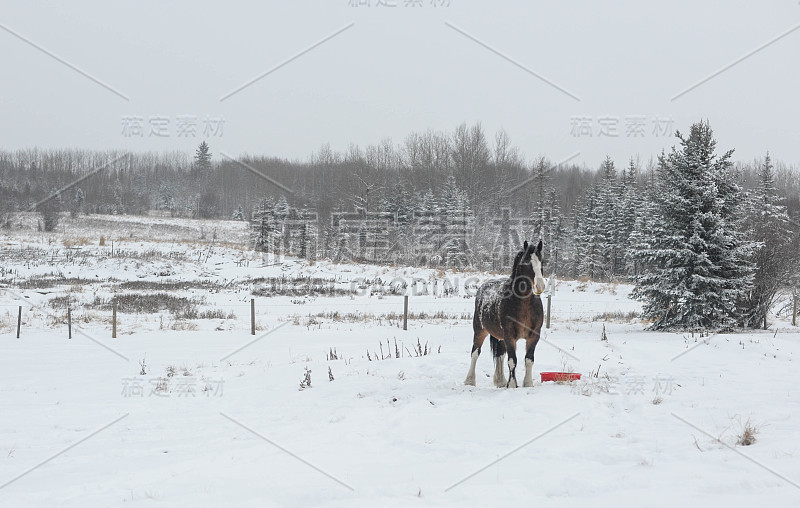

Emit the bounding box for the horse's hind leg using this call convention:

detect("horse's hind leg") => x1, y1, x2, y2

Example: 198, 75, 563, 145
464, 328, 488, 386
490, 336, 507, 387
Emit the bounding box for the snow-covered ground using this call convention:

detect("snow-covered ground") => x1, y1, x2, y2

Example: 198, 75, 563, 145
1, 214, 799, 507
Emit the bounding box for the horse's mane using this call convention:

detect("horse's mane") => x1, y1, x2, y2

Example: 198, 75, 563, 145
510, 250, 524, 280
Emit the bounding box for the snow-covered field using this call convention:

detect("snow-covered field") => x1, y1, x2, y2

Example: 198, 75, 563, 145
1, 214, 799, 507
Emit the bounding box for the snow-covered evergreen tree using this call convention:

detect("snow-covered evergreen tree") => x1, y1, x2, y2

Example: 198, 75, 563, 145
382, 179, 414, 224
70, 187, 85, 218
545, 188, 565, 274
273, 195, 289, 221
441, 175, 473, 267
251, 197, 281, 254
194, 141, 212, 175
742, 153, 797, 328
157, 183, 176, 216
576, 190, 604, 279
617, 159, 640, 277
595, 156, 621, 279
630, 121, 756, 331
231, 205, 244, 220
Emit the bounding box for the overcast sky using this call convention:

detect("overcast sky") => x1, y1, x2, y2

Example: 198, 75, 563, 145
1, 1, 798, 169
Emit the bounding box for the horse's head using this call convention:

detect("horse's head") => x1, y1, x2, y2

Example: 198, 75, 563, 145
513, 240, 546, 296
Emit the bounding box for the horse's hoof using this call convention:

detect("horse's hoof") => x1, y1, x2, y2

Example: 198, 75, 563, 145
464, 377, 476, 386
507, 378, 518, 388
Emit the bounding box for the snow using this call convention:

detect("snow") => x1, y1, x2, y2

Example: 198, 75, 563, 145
1, 214, 800, 507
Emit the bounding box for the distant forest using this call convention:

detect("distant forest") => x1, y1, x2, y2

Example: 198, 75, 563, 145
1, 121, 799, 280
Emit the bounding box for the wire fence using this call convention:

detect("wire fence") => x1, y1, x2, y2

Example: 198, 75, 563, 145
0, 287, 661, 340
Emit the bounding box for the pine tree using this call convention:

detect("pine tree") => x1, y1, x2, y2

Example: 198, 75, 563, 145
37, 191, 62, 232
630, 122, 756, 331
743, 153, 797, 328
545, 188, 564, 273
231, 205, 244, 220
617, 159, 640, 277
625, 178, 656, 279
251, 197, 280, 254
382, 179, 413, 224
595, 156, 620, 279
573, 156, 623, 281
194, 142, 212, 175
158, 183, 176, 216
576, 190, 604, 279
70, 187, 85, 218
273, 195, 289, 221
531, 158, 551, 237
441, 175, 473, 267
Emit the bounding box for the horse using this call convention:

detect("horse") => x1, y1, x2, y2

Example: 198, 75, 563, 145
464, 240, 546, 388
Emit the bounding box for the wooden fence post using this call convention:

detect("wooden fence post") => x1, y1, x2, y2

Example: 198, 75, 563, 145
546, 294, 552, 329
251, 298, 256, 336
68, 308, 72, 340
403, 295, 408, 331
793, 293, 797, 327
112, 300, 117, 338
16, 306, 22, 339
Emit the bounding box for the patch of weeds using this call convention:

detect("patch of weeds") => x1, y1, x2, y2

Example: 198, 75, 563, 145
593, 310, 641, 322
110, 248, 186, 262
116, 280, 225, 292
299, 310, 471, 326
251, 275, 354, 298
15, 276, 93, 289
736, 419, 759, 446
299, 367, 312, 390
48, 295, 76, 309
91, 293, 204, 318
367, 338, 440, 361
197, 309, 235, 320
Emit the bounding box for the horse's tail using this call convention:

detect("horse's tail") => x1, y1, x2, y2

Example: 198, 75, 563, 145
490, 335, 505, 357
472, 288, 483, 332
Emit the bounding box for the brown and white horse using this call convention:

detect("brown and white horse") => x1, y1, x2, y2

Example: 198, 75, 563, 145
464, 240, 546, 388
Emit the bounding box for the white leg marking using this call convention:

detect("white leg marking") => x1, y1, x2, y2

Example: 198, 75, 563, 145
523, 358, 534, 387
507, 358, 517, 388
464, 349, 479, 386
493, 355, 507, 388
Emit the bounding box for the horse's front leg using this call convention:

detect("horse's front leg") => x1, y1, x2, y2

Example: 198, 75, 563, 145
505, 337, 519, 388
522, 328, 541, 387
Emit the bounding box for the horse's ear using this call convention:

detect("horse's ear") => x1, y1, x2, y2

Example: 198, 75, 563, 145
523, 240, 528, 251
536, 240, 543, 253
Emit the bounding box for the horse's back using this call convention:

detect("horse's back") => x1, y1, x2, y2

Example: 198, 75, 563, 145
474, 278, 506, 333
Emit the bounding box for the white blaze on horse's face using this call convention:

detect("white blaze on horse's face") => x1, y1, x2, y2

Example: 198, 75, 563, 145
532, 253, 546, 295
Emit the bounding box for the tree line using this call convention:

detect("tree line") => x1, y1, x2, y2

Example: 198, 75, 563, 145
1, 122, 799, 330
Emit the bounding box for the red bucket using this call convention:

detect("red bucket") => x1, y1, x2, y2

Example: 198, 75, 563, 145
540, 372, 582, 382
